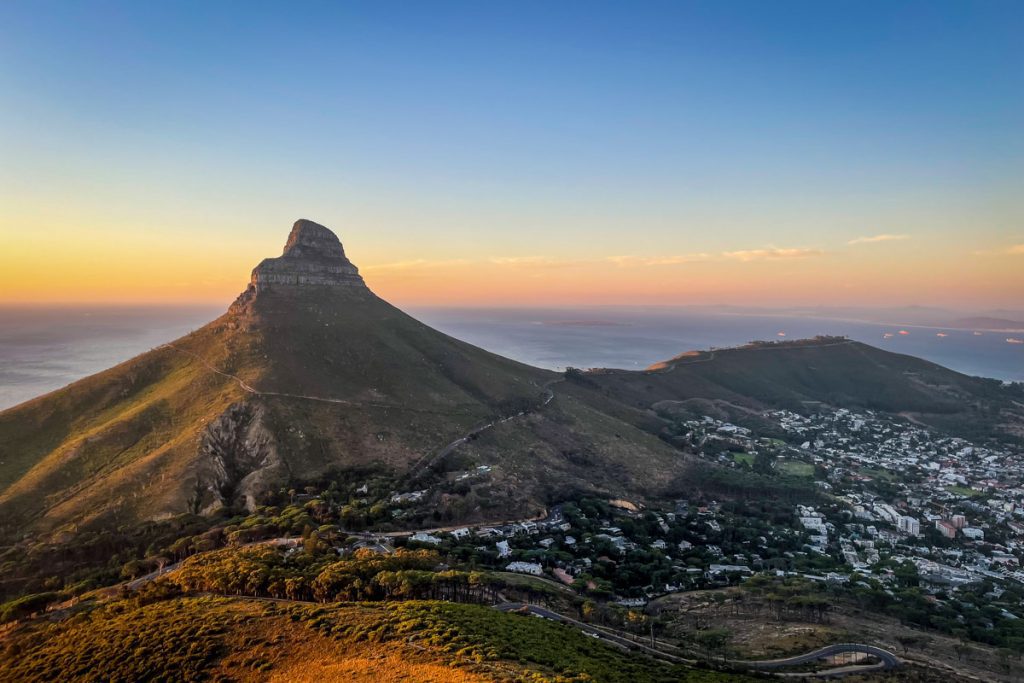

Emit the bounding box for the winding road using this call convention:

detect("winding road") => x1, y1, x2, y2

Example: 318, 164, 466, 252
122, 561, 900, 680
495, 602, 900, 679
494, 602, 684, 661
735, 642, 900, 676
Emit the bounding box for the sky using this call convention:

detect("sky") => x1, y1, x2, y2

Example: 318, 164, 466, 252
1, 1, 1021, 308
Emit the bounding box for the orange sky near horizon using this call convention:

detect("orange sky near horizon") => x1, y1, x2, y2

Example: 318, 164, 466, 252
2, 222, 1021, 310
3, 3, 1023, 313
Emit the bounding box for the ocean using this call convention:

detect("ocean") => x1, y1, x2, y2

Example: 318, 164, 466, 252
412, 307, 1024, 380
1, 305, 1021, 411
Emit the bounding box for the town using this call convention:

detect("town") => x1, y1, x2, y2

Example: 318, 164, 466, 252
366, 405, 1024, 650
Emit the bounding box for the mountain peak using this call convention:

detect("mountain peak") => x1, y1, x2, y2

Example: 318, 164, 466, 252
282, 219, 347, 260
248, 219, 366, 294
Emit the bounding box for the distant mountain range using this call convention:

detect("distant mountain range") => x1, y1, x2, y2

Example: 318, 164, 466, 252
1, 221, 1021, 543
945, 317, 1024, 331
652, 304, 1024, 330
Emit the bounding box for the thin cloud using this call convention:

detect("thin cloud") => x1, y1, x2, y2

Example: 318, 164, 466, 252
362, 259, 468, 271
605, 254, 712, 267
722, 247, 824, 262
489, 256, 582, 268
972, 244, 1024, 256
400, 248, 822, 271
502, 249, 821, 267
848, 233, 910, 245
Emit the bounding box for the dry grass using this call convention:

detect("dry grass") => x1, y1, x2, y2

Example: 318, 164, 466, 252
212, 606, 496, 683
654, 587, 1023, 682
266, 647, 492, 683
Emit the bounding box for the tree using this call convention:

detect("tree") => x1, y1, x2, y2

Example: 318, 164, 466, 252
753, 451, 775, 475
625, 610, 648, 641
120, 559, 146, 580
895, 635, 920, 654
694, 628, 732, 661
304, 530, 326, 555
284, 576, 306, 601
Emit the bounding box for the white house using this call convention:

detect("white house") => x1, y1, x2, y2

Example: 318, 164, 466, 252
506, 561, 543, 576
410, 532, 442, 545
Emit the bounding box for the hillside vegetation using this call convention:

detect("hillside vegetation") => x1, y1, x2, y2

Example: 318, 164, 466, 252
2, 224, 1021, 627
0, 594, 751, 683
0, 316, 247, 536
586, 338, 1022, 439
0, 284, 558, 540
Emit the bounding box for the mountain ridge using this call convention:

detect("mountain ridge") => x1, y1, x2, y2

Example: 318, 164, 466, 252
1, 221, 1020, 544
0, 221, 673, 540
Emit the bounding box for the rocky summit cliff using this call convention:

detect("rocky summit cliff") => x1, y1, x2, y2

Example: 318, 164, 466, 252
248, 219, 367, 293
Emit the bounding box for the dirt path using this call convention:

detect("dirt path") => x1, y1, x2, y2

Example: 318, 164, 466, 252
159, 343, 471, 416
405, 377, 564, 482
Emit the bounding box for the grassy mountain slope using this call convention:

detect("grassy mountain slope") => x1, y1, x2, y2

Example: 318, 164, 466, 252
244, 287, 551, 408
0, 316, 248, 537
586, 338, 1021, 437
445, 389, 695, 517
0, 595, 747, 683
1, 221, 690, 539
0, 285, 560, 538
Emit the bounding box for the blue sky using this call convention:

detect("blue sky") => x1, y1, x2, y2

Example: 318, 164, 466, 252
1, 1, 1021, 306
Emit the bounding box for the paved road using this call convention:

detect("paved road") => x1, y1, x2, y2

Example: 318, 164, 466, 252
493, 602, 683, 661
126, 563, 179, 590
124, 514, 568, 591
736, 642, 900, 671
495, 602, 899, 678
375, 508, 551, 538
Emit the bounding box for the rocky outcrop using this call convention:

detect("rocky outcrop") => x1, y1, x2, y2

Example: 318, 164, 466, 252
195, 402, 284, 513
248, 219, 367, 293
